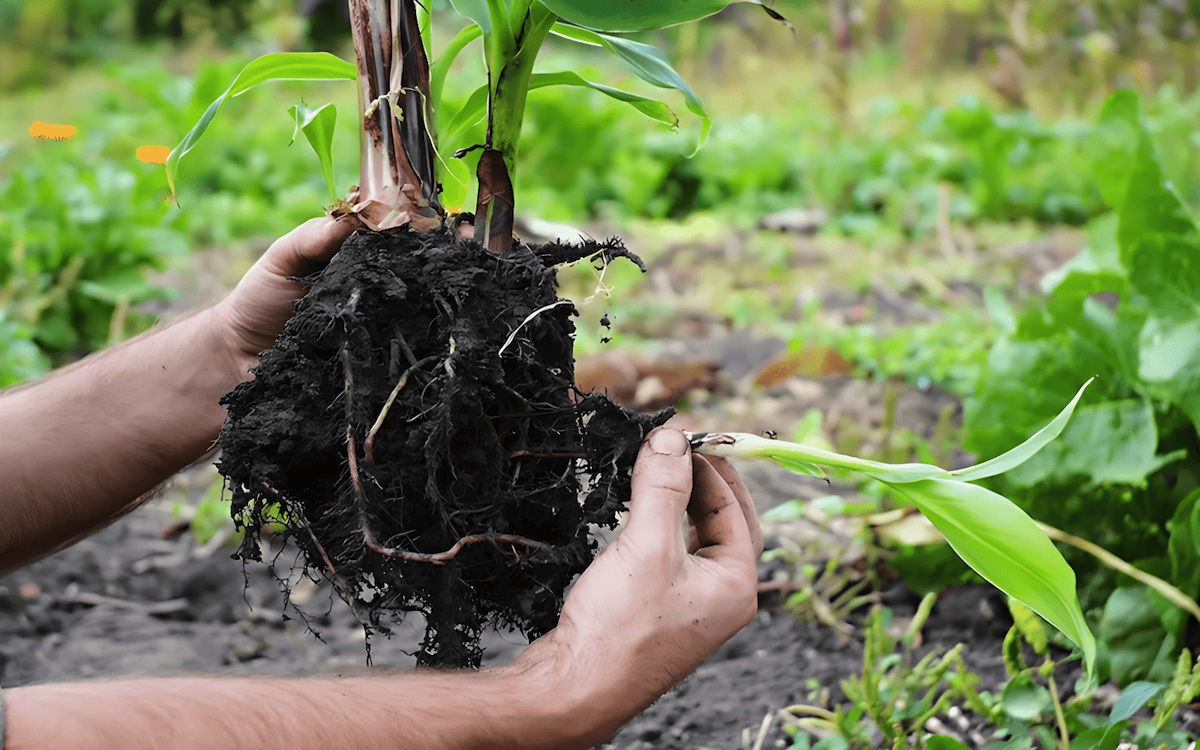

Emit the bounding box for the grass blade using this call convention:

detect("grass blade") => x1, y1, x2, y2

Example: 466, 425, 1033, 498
540, 0, 764, 31
529, 71, 678, 128
950, 378, 1094, 482
288, 103, 339, 204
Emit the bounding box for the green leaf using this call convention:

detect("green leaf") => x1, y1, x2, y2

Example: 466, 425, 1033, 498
166, 52, 356, 201
439, 156, 473, 213
773, 456, 828, 481
1071, 721, 1128, 750
1100, 586, 1177, 685
288, 103, 339, 204
1167, 489, 1200, 601
441, 84, 490, 148
926, 737, 971, 750
1111, 682, 1167, 722
951, 379, 1091, 482
1001, 675, 1054, 721
887, 477, 1096, 671
448, 0, 491, 32
529, 72, 678, 128
1005, 400, 1184, 488
430, 24, 484, 111
540, 0, 766, 31
551, 24, 710, 154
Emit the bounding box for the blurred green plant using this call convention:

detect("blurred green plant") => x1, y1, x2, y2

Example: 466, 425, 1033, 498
914, 90, 1200, 686
780, 598, 1200, 750
0, 155, 187, 385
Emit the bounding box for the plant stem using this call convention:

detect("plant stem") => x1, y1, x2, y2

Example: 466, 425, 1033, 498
347, 0, 441, 229
473, 2, 557, 251
1037, 522, 1200, 623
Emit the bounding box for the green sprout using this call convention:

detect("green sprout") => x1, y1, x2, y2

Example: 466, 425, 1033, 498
690, 379, 1098, 674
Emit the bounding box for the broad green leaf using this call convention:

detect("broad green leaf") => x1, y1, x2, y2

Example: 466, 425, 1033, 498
888, 477, 1096, 671
1110, 681, 1167, 722
1100, 586, 1177, 685
1071, 721, 1128, 750
1005, 400, 1185, 488
288, 103, 339, 204
540, 0, 766, 31
166, 52, 356, 200
1167, 489, 1200, 601
1001, 674, 1054, 721
950, 378, 1091, 482
551, 24, 710, 154
530, 72, 678, 128
1090, 91, 1142, 210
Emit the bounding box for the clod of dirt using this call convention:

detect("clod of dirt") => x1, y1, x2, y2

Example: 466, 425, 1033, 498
217, 227, 668, 668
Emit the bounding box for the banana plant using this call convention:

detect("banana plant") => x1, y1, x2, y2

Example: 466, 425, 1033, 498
166, 0, 786, 242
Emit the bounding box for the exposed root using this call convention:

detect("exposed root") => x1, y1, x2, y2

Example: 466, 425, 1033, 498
363, 531, 544, 564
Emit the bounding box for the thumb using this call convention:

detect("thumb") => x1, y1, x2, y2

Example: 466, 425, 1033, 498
621, 428, 692, 554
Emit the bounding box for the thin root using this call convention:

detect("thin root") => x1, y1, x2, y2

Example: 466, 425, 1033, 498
363, 531, 544, 564
364, 360, 428, 462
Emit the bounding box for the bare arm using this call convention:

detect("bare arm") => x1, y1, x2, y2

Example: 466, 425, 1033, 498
4, 429, 762, 749
0, 217, 358, 573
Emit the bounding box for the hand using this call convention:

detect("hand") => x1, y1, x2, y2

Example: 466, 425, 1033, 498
507, 427, 763, 748
213, 216, 360, 366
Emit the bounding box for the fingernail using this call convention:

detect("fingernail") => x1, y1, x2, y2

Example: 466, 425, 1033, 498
646, 428, 687, 456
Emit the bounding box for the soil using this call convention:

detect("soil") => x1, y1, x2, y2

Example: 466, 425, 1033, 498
217, 227, 666, 668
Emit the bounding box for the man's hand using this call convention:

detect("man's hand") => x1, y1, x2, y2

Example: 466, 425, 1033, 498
214, 216, 359, 369
507, 427, 763, 748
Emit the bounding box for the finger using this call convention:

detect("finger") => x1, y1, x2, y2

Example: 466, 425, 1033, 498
260, 216, 360, 279
623, 428, 693, 555
700, 455, 763, 557
688, 456, 755, 566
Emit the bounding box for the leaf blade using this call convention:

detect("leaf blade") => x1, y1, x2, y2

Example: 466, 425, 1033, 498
551, 24, 710, 154
951, 378, 1093, 482
166, 52, 355, 201
288, 102, 339, 204
529, 71, 678, 128
540, 0, 764, 31
890, 478, 1096, 671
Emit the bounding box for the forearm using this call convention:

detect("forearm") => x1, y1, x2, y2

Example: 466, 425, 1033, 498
0, 307, 255, 572
4, 665, 583, 750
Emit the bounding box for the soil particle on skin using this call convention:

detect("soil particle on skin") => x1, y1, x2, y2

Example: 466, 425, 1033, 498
217, 228, 667, 668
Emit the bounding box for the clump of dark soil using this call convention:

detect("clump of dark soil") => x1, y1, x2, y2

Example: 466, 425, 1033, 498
217, 227, 668, 667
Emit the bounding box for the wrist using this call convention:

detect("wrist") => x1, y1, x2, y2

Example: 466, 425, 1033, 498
204, 303, 264, 386
500, 635, 638, 749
